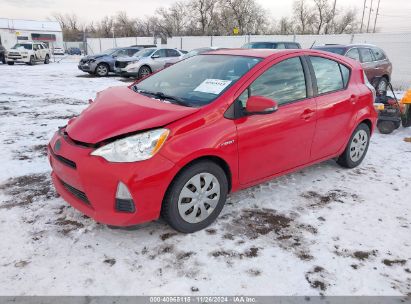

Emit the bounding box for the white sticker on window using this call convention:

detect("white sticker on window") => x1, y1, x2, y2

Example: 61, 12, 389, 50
193, 79, 232, 95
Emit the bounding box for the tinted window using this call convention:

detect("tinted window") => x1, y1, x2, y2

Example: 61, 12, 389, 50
371, 47, 386, 61
115, 49, 130, 57
128, 49, 140, 56
340, 64, 350, 87
345, 48, 360, 61
276, 43, 286, 49
248, 57, 307, 105
310, 56, 344, 94
167, 49, 180, 57
359, 48, 374, 63
12, 43, 32, 50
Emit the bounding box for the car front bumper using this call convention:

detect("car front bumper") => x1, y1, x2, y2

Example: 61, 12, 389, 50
48, 129, 179, 226
78, 62, 97, 72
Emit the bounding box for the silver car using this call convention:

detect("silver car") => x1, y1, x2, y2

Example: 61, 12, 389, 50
115, 48, 184, 78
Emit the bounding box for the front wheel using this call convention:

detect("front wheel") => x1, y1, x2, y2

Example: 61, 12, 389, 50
138, 66, 152, 79
44, 55, 50, 64
7, 61, 14, 65
95, 63, 109, 77
161, 161, 228, 233
337, 123, 371, 168
28, 56, 35, 65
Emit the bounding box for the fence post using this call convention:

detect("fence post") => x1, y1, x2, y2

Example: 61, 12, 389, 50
293, 34, 296, 42
180, 37, 183, 50
350, 34, 355, 44
99, 38, 102, 53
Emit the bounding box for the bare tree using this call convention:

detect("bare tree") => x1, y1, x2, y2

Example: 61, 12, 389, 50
190, 0, 219, 35
293, 0, 315, 34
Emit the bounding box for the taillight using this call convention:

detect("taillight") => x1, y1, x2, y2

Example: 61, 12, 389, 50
363, 71, 376, 103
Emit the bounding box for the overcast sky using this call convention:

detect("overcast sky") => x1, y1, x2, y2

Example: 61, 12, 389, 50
1, 0, 411, 32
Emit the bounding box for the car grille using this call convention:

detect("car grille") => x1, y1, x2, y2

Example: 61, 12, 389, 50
49, 145, 77, 169
115, 61, 128, 68
60, 179, 90, 205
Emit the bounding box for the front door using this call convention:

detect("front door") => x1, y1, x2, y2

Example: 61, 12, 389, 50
236, 56, 317, 185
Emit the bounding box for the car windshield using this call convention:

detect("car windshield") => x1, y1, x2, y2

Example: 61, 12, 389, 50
12, 43, 32, 50
133, 54, 262, 107
315, 47, 346, 55
133, 49, 156, 58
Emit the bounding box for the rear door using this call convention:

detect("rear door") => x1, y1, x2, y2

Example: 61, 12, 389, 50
370, 47, 391, 79
236, 55, 317, 184
165, 49, 182, 64
309, 55, 357, 160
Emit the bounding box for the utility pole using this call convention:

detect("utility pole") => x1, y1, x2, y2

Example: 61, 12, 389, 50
366, 0, 374, 33
360, 0, 367, 33
373, 0, 381, 33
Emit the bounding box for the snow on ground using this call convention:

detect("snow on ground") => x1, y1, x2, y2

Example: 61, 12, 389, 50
0, 59, 410, 296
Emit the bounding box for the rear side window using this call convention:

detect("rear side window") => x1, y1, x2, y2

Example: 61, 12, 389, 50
359, 48, 374, 63
286, 43, 301, 49
371, 47, 386, 61
345, 48, 360, 61
310, 56, 349, 94
248, 57, 307, 105
276, 43, 286, 49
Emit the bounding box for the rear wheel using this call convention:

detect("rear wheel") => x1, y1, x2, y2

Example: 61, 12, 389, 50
337, 123, 371, 168
377, 120, 396, 134
7, 61, 14, 65
372, 77, 388, 95
161, 161, 228, 233
138, 65, 151, 79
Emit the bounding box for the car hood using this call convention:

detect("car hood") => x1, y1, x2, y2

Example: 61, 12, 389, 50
65, 86, 198, 144
83, 53, 111, 60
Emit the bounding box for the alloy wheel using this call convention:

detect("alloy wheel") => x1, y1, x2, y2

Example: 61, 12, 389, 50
177, 172, 221, 224
96, 64, 108, 76
349, 129, 368, 162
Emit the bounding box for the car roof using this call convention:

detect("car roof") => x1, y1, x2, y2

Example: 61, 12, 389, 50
313, 43, 379, 49
247, 41, 300, 44
205, 48, 298, 58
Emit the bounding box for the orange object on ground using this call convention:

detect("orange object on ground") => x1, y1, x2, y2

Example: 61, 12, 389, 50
401, 89, 411, 104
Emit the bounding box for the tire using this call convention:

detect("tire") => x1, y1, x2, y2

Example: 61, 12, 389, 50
337, 123, 371, 168
372, 77, 388, 95
138, 65, 152, 79
377, 120, 396, 134
7, 62, 14, 65
95, 63, 109, 77
402, 104, 411, 128
44, 55, 50, 64
161, 161, 228, 233
28, 56, 35, 66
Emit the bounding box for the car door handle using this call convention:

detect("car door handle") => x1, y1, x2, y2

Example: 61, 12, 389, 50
300, 109, 315, 120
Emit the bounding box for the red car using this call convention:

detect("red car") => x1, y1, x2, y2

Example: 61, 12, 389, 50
48, 49, 377, 233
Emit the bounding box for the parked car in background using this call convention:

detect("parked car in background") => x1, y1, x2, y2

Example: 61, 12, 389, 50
130, 44, 157, 48
312, 44, 392, 92
0, 45, 5, 64
78, 47, 143, 77
164, 47, 224, 68
5, 42, 50, 65
49, 49, 376, 233
53, 47, 65, 55
67, 47, 82, 55
242, 41, 301, 49
115, 48, 184, 78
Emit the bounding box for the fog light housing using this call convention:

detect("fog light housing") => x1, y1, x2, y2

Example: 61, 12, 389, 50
115, 182, 136, 213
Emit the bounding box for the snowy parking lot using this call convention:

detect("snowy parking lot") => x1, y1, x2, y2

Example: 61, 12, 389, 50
0, 59, 410, 296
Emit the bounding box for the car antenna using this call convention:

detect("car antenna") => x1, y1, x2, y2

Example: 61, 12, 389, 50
310, 40, 316, 49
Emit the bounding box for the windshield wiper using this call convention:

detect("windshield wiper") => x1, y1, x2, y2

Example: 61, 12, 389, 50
133, 86, 190, 107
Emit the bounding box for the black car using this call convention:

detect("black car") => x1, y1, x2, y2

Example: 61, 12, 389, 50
242, 41, 301, 49
0, 45, 6, 64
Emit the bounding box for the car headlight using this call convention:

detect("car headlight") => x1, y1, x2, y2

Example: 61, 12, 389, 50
91, 128, 170, 162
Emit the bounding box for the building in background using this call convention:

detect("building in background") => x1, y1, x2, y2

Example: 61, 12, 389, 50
0, 18, 63, 50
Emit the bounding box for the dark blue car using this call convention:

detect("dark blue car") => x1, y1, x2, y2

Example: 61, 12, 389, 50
68, 47, 82, 55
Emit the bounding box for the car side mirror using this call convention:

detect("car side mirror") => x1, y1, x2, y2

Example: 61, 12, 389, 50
152, 54, 160, 59
245, 96, 278, 115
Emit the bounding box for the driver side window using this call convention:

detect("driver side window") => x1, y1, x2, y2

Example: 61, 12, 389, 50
239, 57, 307, 108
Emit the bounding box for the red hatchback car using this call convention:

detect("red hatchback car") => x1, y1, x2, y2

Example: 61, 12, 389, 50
48, 49, 377, 233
